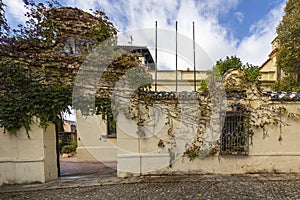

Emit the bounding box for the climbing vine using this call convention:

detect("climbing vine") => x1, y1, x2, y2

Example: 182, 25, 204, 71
0, 1, 143, 136
118, 68, 300, 163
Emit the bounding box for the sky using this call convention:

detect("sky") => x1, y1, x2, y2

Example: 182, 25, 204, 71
3, 0, 287, 70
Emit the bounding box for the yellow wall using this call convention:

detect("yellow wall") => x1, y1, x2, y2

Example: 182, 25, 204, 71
116, 100, 300, 177
148, 70, 207, 91
76, 111, 117, 162
76, 70, 207, 162
0, 123, 57, 185
259, 38, 282, 91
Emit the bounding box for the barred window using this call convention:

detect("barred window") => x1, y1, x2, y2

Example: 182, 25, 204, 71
220, 106, 249, 155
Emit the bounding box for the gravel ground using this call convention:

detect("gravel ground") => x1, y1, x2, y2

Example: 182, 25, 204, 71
1, 174, 300, 199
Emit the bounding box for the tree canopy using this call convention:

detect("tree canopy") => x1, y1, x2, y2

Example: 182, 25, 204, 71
204, 56, 261, 90
274, 0, 300, 91
213, 56, 243, 77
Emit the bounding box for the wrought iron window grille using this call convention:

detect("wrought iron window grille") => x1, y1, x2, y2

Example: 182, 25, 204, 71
220, 105, 249, 155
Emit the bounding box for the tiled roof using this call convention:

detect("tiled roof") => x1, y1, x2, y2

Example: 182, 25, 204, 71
115, 45, 149, 52
115, 45, 155, 69
262, 92, 300, 100
138, 91, 300, 101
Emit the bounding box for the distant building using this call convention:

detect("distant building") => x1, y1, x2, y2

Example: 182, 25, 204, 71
259, 38, 283, 91
115, 45, 155, 70
149, 69, 208, 92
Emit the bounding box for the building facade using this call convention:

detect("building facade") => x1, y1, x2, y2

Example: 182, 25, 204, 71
259, 38, 283, 91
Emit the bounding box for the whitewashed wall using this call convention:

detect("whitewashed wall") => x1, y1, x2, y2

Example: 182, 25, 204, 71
76, 112, 117, 162
117, 102, 300, 177
0, 123, 57, 185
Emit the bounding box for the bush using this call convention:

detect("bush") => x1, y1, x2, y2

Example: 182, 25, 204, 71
70, 141, 77, 148
61, 144, 76, 154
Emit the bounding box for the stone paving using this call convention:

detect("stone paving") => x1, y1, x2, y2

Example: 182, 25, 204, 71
1, 158, 300, 199
1, 173, 300, 199
59, 156, 117, 177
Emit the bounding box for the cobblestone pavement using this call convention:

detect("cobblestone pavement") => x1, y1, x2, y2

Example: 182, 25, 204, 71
1, 173, 300, 199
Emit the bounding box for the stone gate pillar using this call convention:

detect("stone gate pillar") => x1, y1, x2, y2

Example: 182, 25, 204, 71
0, 123, 57, 185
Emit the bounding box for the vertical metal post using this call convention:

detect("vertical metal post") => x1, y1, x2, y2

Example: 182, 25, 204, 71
193, 22, 196, 92
155, 21, 158, 92
176, 21, 178, 92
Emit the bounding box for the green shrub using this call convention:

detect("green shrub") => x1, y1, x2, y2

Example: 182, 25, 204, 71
70, 141, 77, 148
61, 145, 76, 154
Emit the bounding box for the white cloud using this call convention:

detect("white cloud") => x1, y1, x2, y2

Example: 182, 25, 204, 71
3, 0, 287, 69
3, 0, 27, 26
195, 0, 240, 17
95, 0, 285, 68
236, 2, 286, 65
235, 11, 244, 23
94, 0, 241, 69
65, 0, 95, 12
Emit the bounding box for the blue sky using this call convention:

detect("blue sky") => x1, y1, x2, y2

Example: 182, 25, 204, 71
3, 0, 287, 69
219, 0, 284, 40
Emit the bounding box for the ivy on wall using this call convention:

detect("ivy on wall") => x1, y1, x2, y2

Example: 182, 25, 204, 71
120, 69, 300, 163
0, 1, 145, 136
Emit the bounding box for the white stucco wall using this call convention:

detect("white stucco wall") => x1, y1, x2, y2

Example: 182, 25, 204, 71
76, 112, 117, 162
76, 70, 208, 162
0, 123, 57, 185
117, 102, 300, 177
